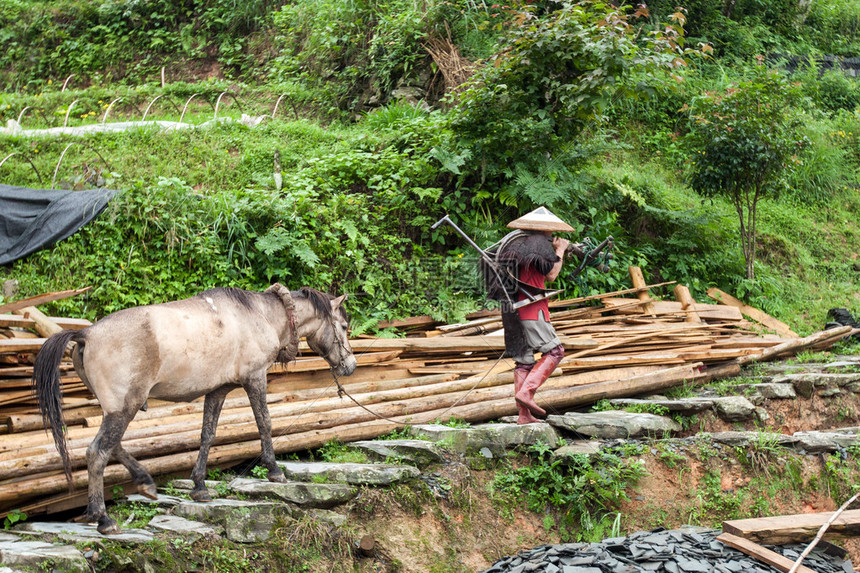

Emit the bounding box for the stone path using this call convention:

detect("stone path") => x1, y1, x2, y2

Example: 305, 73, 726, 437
0, 356, 857, 571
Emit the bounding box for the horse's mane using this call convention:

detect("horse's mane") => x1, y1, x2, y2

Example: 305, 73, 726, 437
292, 287, 334, 319
198, 287, 256, 310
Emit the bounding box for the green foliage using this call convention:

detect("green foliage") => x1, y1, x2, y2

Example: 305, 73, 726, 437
445, 0, 694, 206
492, 442, 646, 542
690, 470, 744, 525
316, 440, 368, 464
251, 465, 269, 480
2, 509, 26, 530
0, 0, 279, 88
685, 63, 808, 279
110, 501, 159, 529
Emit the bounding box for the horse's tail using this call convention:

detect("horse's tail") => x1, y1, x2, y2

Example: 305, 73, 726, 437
33, 328, 81, 487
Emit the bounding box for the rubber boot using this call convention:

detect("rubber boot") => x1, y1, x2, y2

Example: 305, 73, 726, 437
514, 364, 540, 425
514, 345, 564, 418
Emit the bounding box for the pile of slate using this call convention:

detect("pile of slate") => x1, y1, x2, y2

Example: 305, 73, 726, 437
481, 527, 856, 573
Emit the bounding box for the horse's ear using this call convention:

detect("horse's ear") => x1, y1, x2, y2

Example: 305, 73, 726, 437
331, 294, 347, 309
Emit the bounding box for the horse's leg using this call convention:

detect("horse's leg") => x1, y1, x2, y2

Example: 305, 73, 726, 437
245, 373, 286, 483
86, 411, 134, 534
112, 446, 157, 499
190, 385, 232, 501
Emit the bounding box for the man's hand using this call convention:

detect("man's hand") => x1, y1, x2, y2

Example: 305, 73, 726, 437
547, 236, 569, 282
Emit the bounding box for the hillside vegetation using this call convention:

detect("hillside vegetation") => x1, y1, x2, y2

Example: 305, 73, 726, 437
1, 0, 859, 334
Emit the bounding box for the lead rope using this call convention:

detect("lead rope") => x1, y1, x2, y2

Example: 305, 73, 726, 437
326, 314, 511, 426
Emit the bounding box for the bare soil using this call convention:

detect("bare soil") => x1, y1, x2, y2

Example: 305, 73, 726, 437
341, 388, 860, 572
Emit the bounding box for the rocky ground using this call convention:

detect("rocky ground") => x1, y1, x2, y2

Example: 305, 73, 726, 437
1, 353, 859, 572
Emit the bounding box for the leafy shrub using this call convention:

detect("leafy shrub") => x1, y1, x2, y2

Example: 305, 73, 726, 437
492, 442, 646, 542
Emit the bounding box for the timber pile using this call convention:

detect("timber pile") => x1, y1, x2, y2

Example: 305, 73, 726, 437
0, 268, 854, 520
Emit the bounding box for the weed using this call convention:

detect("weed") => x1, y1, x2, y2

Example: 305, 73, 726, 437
316, 440, 368, 464
736, 427, 786, 476
492, 443, 647, 542
690, 470, 744, 526
656, 444, 686, 469
2, 509, 26, 530
436, 417, 470, 429
788, 350, 831, 364
379, 426, 416, 440
251, 465, 269, 480
110, 501, 159, 529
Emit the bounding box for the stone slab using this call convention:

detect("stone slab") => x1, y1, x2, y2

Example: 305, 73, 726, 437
546, 411, 681, 439
775, 373, 860, 388
707, 431, 796, 448
350, 439, 445, 467
229, 477, 356, 508
711, 397, 756, 421
16, 521, 154, 544
306, 508, 347, 528
410, 423, 559, 454
734, 383, 796, 399
148, 514, 222, 537
277, 461, 419, 485
609, 398, 715, 415
126, 493, 187, 507
552, 441, 603, 461
174, 498, 289, 543
0, 538, 86, 572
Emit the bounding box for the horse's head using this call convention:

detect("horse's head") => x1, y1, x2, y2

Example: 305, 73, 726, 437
301, 289, 357, 377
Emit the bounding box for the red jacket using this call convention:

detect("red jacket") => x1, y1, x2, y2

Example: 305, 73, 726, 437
517, 264, 550, 321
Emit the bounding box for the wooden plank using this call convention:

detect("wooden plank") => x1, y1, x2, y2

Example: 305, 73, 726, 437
343, 335, 597, 352
601, 299, 744, 321
737, 326, 852, 366
0, 288, 91, 315
268, 350, 402, 373
707, 287, 798, 338
722, 510, 860, 544
0, 339, 45, 353
716, 533, 817, 573
0, 315, 91, 330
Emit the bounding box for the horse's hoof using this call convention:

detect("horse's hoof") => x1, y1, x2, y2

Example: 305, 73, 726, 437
268, 470, 287, 483
138, 483, 158, 500
97, 518, 120, 535
190, 488, 212, 502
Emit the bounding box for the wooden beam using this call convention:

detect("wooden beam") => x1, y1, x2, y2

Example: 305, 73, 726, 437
628, 266, 655, 316
716, 533, 817, 573
737, 326, 852, 366
12, 307, 62, 338
342, 335, 597, 352
707, 288, 797, 338
673, 284, 701, 323
722, 510, 860, 544
0, 288, 91, 315
0, 315, 91, 330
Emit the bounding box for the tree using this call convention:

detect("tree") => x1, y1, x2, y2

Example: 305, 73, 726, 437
443, 1, 695, 206
685, 63, 807, 280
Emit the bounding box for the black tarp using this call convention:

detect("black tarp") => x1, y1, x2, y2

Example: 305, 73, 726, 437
0, 185, 118, 266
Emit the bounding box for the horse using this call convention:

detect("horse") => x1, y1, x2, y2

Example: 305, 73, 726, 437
33, 283, 356, 534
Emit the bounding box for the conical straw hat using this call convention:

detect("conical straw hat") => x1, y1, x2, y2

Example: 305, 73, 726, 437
507, 206, 574, 232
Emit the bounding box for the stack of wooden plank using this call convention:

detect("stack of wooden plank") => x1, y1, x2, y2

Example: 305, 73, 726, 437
0, 268, 853, 519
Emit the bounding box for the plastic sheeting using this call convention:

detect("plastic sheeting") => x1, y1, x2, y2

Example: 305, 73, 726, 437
0, 185, 117, 265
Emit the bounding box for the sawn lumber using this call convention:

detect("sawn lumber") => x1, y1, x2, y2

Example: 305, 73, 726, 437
0, 288, 91, 315
722, 510, 860, 544
707, 287, 798, 338
716, 533, 817, 573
